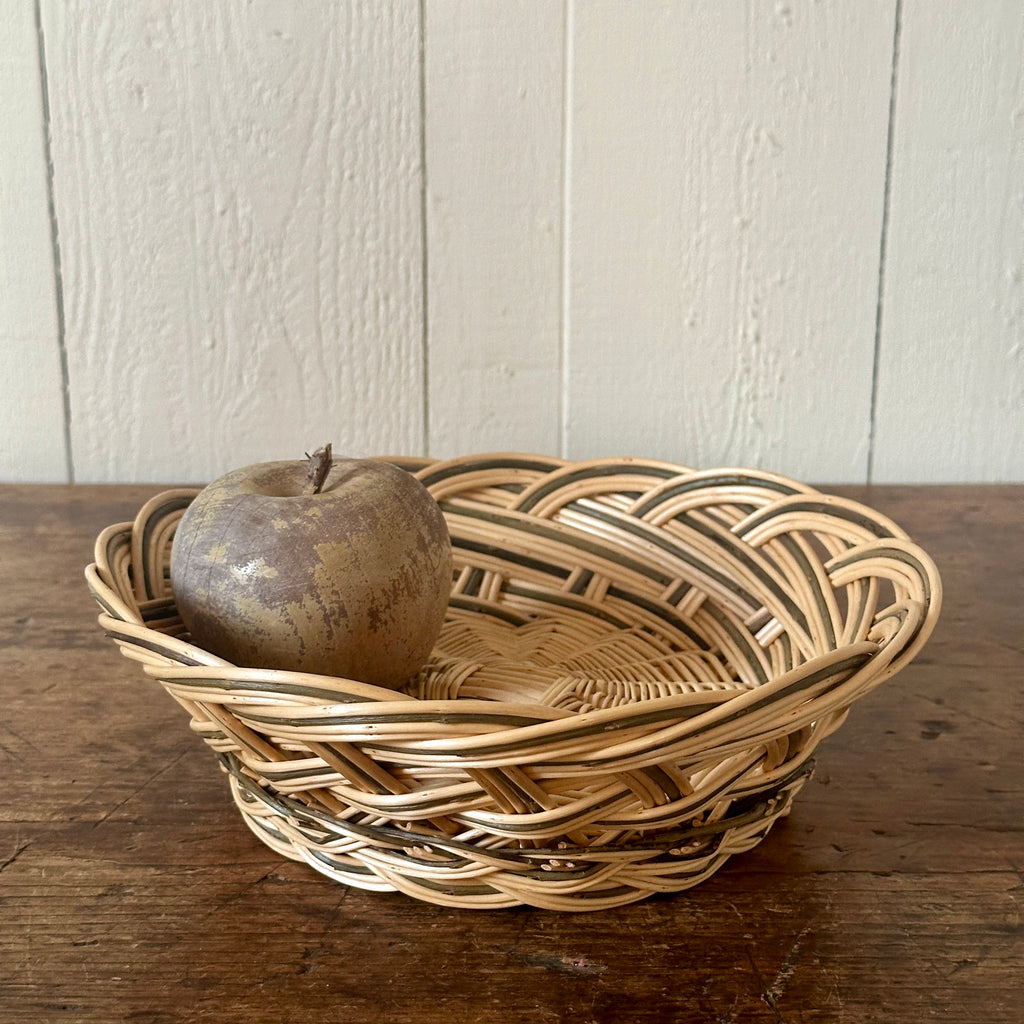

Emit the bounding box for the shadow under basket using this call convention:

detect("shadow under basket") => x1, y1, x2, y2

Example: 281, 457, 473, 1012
86, 454, 941, 911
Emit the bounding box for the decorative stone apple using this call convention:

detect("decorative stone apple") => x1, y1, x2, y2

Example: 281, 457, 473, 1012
169, 445, 452, 688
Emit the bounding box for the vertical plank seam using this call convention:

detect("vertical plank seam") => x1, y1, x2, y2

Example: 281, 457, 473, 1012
419, 0, 431, 458
867, 0, 904, 485
33, 0, 74, 483
558, 0, 574, 459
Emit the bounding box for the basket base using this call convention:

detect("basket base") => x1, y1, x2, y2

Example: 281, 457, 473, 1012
224, 759, 810, 912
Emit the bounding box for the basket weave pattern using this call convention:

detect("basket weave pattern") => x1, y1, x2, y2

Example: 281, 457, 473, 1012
87, 455, 940, 910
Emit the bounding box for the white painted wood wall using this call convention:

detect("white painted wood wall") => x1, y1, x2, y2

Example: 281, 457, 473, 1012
3, 0, 1022, 484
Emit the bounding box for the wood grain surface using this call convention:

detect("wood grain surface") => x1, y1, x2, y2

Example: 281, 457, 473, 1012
1, 483, 1020, 1022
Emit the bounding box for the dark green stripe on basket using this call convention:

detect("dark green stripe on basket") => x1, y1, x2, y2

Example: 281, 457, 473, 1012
696, 601, 771, 685
363, 648, 875, 764
827, 544, 936, 603
604, 584, 710, 649
459, 566, 488, 596
568, 568, 594, 595
227, 754, 807, 880
513, 461, 679, 513
451, 534, 573, 582
140, 597, 179, 623
138, 492, 195, 599
501, 583, 650, 632
418, 455, 562, 489
572, 500, 811, 640
771, 533, 837, 650
447, 594, 533, 626
737, 497, 898, 541
103, 627, 205, 667
89, 586, 125, 621
236, 707, 554, 731
607, 753, 764, 828
158, 672, 394, 705
100, 530, 131, 589
445, 503, 679, 587
557, 649, 875, 768
462, 788, 628, 837
629, 471, 803, 519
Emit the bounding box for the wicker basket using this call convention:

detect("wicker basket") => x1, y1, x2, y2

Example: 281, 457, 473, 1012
86, 454, 941, 911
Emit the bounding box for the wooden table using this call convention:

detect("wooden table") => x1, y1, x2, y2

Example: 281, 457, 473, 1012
1, 483, 1021, 1023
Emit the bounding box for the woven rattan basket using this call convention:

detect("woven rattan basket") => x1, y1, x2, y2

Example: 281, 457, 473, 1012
86, 454, 941, 910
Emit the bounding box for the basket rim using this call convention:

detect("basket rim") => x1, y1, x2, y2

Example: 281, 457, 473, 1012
85, 455, 942, 725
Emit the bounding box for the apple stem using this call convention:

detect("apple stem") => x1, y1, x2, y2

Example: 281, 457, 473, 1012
303, 444, 333, 494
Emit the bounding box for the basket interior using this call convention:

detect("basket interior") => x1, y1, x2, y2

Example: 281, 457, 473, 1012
404, 456, 921, 713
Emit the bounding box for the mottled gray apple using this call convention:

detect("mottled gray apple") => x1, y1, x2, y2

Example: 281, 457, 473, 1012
169, 451, 452, 687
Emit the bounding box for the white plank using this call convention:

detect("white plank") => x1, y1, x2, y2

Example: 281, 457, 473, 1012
41, 1, 424, 483
424, 0, 564, 458
565, 1, 897, 482
872, 0, 1024, 483
0, 0, 67, 481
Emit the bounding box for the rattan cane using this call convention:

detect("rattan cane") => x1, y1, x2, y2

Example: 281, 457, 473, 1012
86, 454, 941, 910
